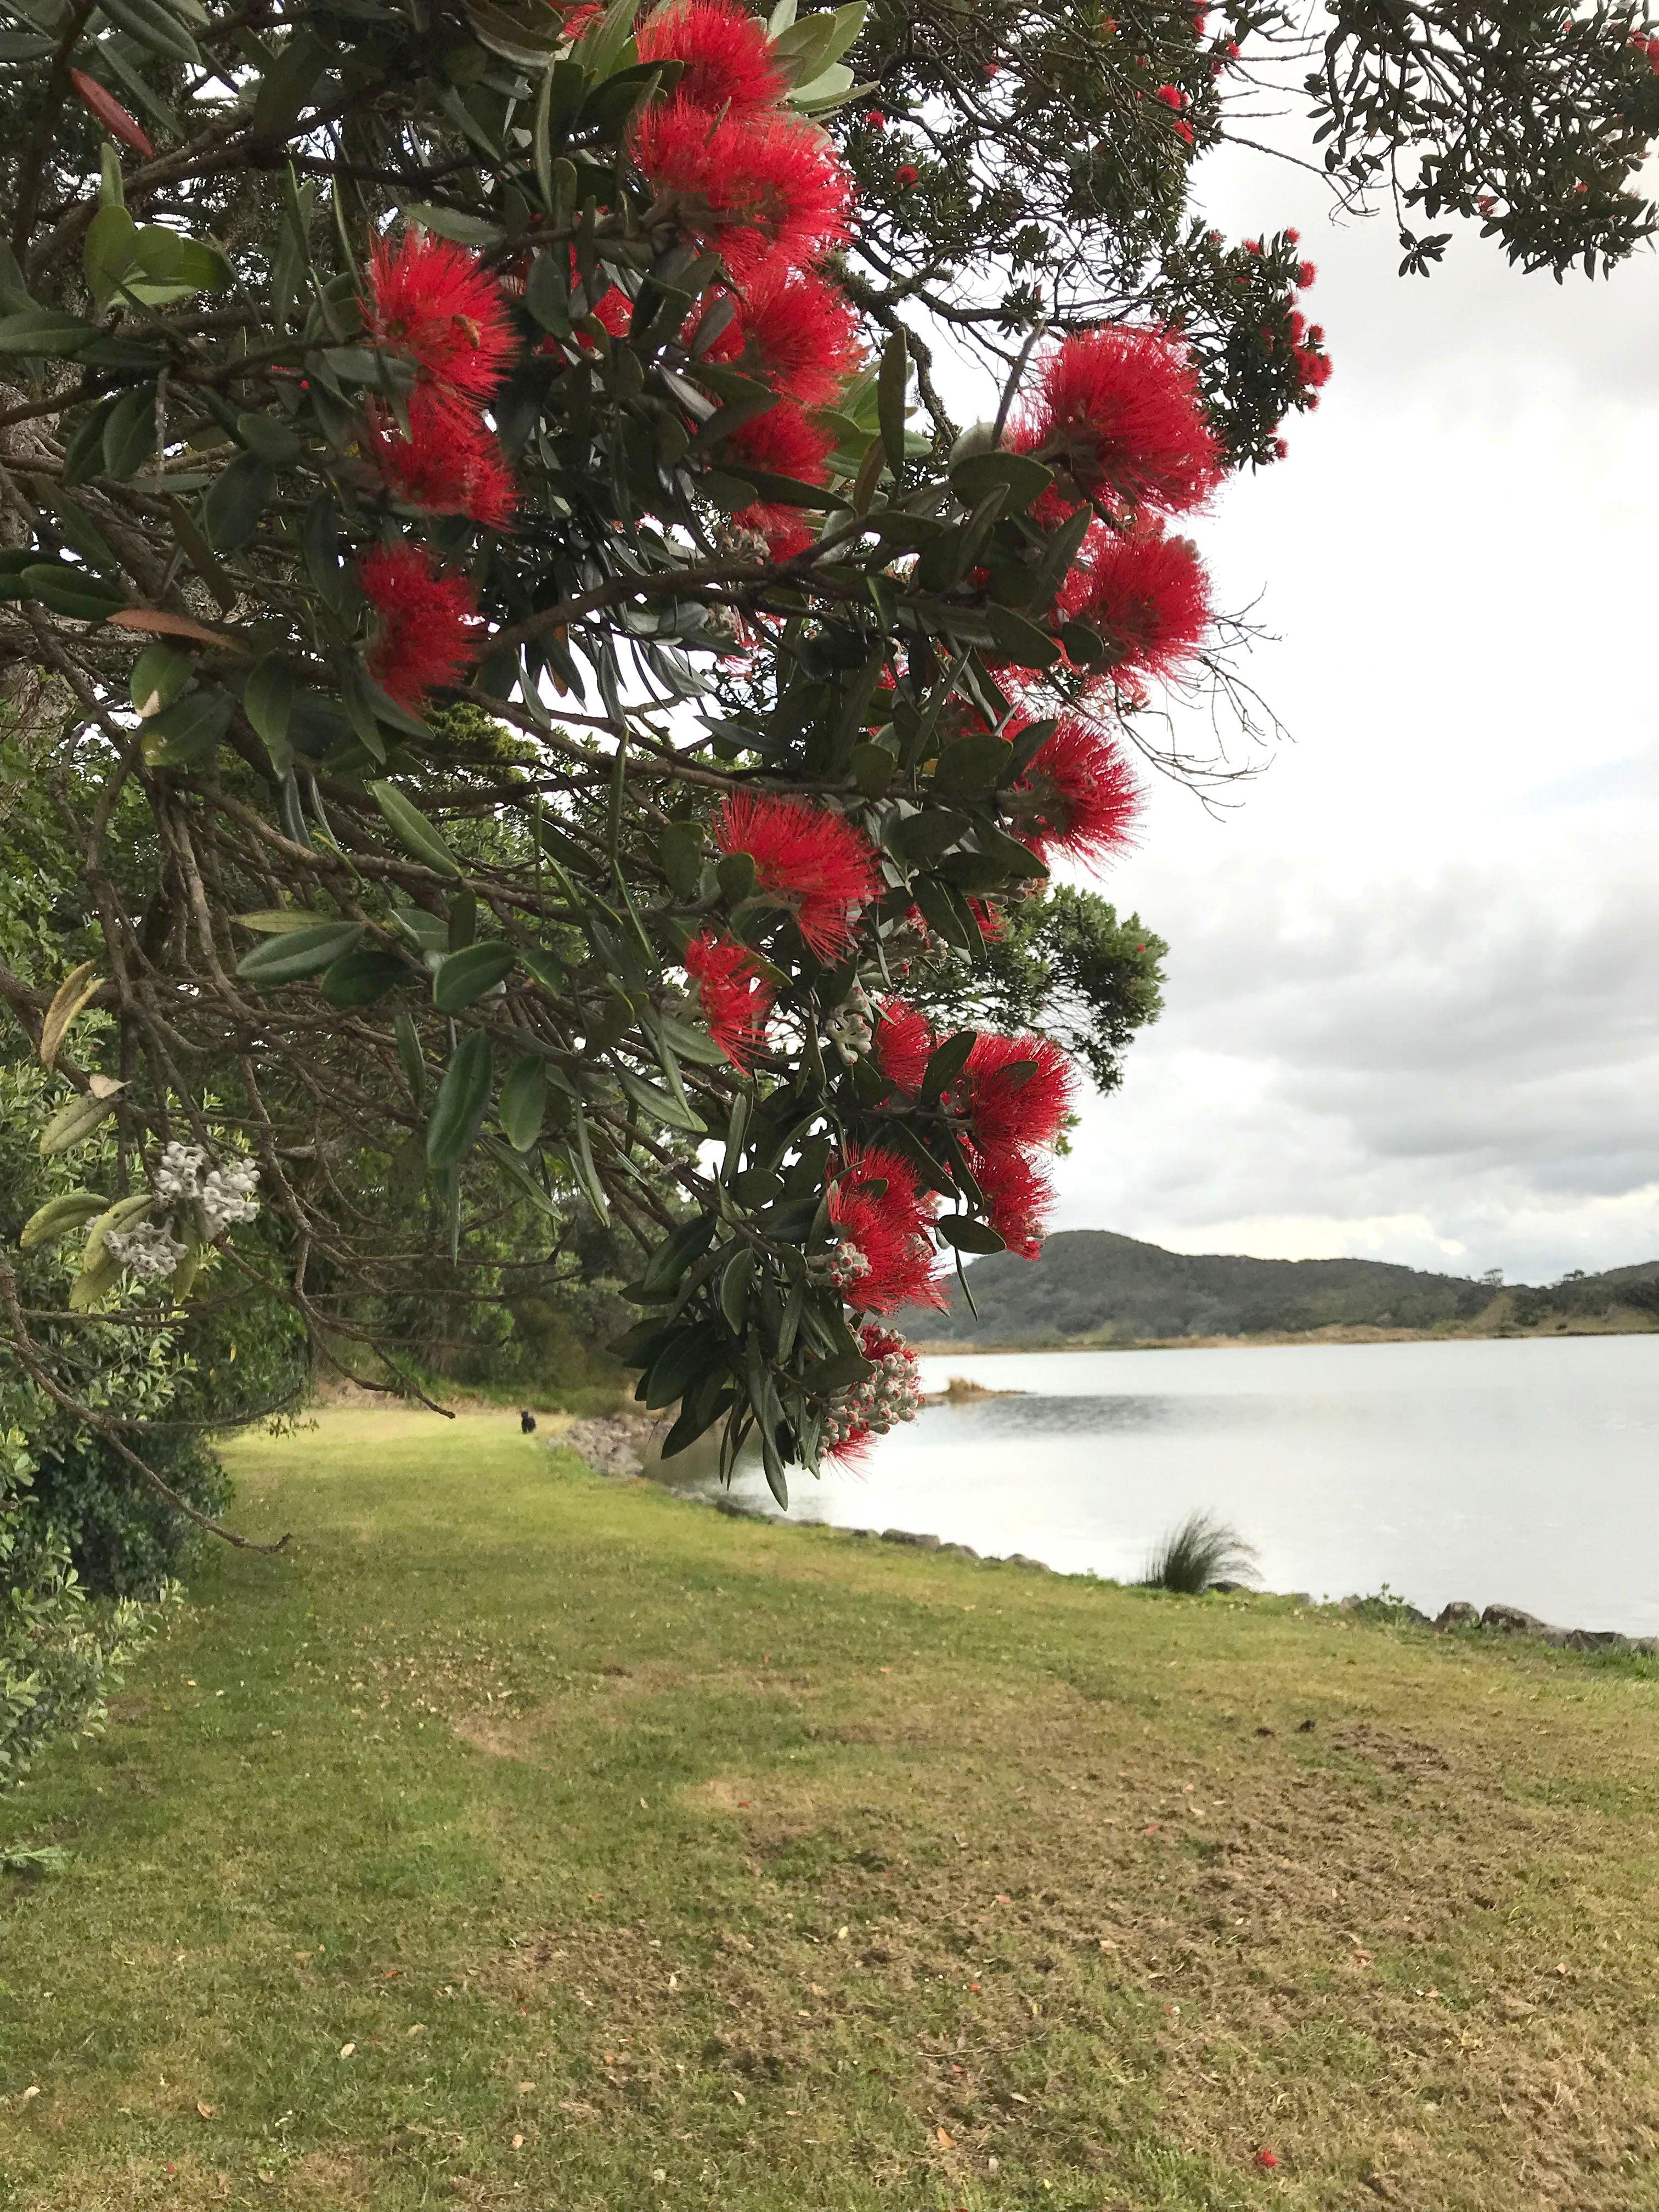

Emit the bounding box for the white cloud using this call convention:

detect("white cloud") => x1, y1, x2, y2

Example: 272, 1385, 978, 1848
1043, 126, 1659, 1282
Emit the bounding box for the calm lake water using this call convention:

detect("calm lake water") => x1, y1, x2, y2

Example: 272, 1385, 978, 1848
663, 1335, 1659, 1634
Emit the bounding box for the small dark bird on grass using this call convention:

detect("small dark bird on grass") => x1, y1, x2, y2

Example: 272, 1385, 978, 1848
520, 1409, 537, 1434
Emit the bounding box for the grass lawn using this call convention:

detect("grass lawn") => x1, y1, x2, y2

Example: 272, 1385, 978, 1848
5, 1412, 1659, 2210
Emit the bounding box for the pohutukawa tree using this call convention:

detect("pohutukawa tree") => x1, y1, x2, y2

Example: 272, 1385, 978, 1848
0, 0, 1652, 1516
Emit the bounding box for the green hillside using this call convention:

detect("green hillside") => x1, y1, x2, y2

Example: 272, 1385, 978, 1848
905, 1229, 1659, 1346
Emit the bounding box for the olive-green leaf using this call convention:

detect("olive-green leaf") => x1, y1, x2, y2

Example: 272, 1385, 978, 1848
320, 946, 408, 1007
368, 780, 464, 879
877, 325, 909, 476
39, 1086, 123, 1156
426, 1028, 493, 1169
236, 921, 364, 988
19, 1190, 108, 1248
0, 307, 95, 356
38, 961, 103, 1070
936, 1215, 1006, 1254
242, 653, 294, 774
498, 1055, 548, 1152
930, 733, 1013, 801
202, 453, 275, 551
432, 939, 516, 1013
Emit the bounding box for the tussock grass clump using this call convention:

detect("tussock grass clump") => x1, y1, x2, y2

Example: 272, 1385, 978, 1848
1143, 1509, 1259, 1594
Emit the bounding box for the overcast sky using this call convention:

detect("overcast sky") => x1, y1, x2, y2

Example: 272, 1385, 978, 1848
1035, 116, 1659, 1285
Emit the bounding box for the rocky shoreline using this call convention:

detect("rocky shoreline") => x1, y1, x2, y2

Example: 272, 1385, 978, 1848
549, 1423, 1658, 1659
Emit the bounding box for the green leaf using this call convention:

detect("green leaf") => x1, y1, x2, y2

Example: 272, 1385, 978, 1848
949, 449, 1054, 512
319, 946, 408, 1007
84, 204, 138, 306
236, 921, 365, 988
921, 1029, 975, 1103
877, 326, 909, 477
22, 565, 125, 623
984, 604, 1060, 669
96, 0, 202, 65
129, 644, 190, 718
936, 1215, 1006, 1254
242, 653, 294, 774
426, 1029, 494, 1170
0, 307, 95, 357
44, 487, 119, 574
658, 820, 704, 897
250, 26, 329, 140
369, 781, 464, 879
395, 1011, 427, 1103
139, 686, 233, 769
930, 733, 1013, 801
101, 382, 157, 478
432, 939, 516, 1012
616, 1063, 707, 1135
19, 1190, 108, 1249
851, 740, 896, 797
403, 202, 505, 249
202, 453, 275, 551
498, 1055, 548, 1152
131, 226, 232, 295
39, 1086, 123, 1156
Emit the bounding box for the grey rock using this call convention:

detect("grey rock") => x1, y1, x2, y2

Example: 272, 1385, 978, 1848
1210, 1578, 1248, 1594
713, 1496, 765, 1520
1630, 1638, 1659, 1656
1339, 1594, 1365, 1611
1003, 1552, 1051, 1571
1434, 1601, 1481, 1631
936, 1542, 980, 1560
881, 1528, 941, 1549
1562, 1628, 1630, 1652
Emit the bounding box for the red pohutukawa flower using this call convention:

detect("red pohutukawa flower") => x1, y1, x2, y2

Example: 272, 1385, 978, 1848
714, 792, 879, 957
1012, 325, 1222, 518
363, 390, 516, 527
968, 1141, 1053, 1261
1058, 517, 1211, 691
1005, 719, 1140, 871
366, 233, 516, 404
821, 1323, 923, 1464
683, 930, 775, 1068
359, 541, 479, 706
827, 1147, 944, 1313
629, 99, 854, 277
874, 997, 939, 1094
635, 0, 787, 115
692, 264, 862, 409
960, 1032, 1076, 1150
723, 403, 833, 556
722, 399, 832, 484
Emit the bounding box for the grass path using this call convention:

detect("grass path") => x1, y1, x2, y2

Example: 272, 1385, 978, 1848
4, 1410, 1659, 2209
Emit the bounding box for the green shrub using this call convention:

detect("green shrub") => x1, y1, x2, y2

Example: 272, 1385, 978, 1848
0, 1429, 163, 1792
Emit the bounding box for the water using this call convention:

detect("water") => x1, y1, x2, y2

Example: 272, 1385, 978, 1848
662, 1334, 1659, 1634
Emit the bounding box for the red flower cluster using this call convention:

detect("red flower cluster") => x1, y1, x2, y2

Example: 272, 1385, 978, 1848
366, 232, 515, 405
1057, 517, 1212, 694
1005, 717, 1141, 871
360, 233, 517, 547
629, 98, 852, 279
691, 264, 861, 410
363, 388, 516, 527
714, 792, 879, 958
827, 1146, 944, 1312
684, 930, 775, 1067
874, 1004, 1077, 1260
626, 0, 861, 557
1011, 325, 1222, 522
634, 0, 786, 112
359, 541, 479, 706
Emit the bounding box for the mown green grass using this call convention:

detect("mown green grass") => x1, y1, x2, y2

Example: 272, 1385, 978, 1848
5, 1409, 1659, 2210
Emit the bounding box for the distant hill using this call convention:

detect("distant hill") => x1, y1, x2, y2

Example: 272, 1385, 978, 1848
901, 1229, 1659, 1347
